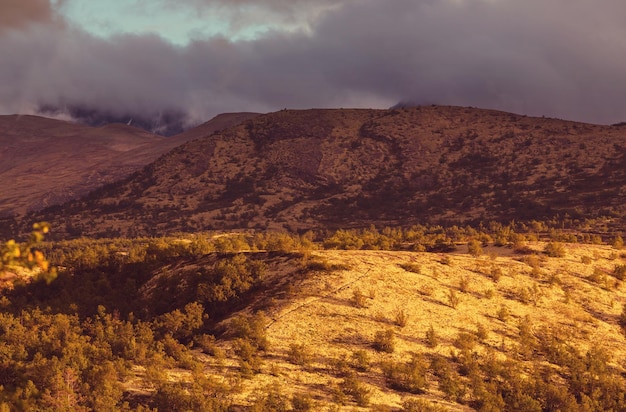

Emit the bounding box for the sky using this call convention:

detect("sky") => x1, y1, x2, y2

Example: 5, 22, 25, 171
2, 0, 626, 127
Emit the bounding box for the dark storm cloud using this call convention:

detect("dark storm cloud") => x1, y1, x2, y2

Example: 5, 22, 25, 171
2, 0, 626, 125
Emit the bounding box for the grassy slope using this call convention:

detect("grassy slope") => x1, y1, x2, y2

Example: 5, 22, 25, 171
180, 242, 626, 410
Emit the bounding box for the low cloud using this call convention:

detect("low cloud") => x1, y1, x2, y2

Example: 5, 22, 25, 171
1, 0, 626, 127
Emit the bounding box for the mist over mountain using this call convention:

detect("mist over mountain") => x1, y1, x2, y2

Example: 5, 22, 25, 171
37, 104, 191, 136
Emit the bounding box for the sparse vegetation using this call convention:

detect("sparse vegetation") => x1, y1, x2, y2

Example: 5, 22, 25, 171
2, 220, 626, 410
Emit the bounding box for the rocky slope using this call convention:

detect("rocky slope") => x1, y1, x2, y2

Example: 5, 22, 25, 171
9, 105, 626, 238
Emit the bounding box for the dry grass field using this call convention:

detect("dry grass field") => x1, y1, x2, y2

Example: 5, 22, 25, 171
129, 240, 626, 411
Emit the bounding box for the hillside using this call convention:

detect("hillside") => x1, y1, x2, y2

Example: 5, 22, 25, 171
0, 112, 259, 218
2, 230, 626, 410
14, 105, 626, 239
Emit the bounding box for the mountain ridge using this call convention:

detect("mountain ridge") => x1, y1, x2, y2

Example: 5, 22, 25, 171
10, 105, 626, 239
0, 111, 261, 218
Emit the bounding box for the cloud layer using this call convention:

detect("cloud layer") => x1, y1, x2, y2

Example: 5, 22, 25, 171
2, 0, 626, 126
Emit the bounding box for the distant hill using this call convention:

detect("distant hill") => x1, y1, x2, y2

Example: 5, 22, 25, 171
0, 112, 260, 218
8, 105, 626, 239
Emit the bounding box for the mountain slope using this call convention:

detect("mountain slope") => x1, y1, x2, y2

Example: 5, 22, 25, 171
13, 106, 626, 238
0, 112, 260, 218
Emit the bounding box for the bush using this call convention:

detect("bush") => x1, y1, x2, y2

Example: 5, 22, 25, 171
229, 312, 269, 351
373, 329, 395, 353
382, 355, 427, 394
291, 393, 314, 411
468, 239, 483, 257
402, 399, 448, 412
544, 242, 565, 258
394, 308, 409, 328
351, 288, 368, 308
497, 305, 509, 322
338, 373, 370, 407
613, 264, 626, 281
288, 343, 312, 366
454, 332, 477, 351
447, 289, 460, 308
351, 349, 370, 372
426, 325, 439, 348
399, 263, 421, 274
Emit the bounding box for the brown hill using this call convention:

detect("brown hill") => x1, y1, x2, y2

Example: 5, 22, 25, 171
0, 112, 260, 218
9, 105, 626, 239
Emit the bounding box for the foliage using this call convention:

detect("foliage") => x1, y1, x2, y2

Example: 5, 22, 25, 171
373, 329, 395, 353
382, 355, 428, 394
1, 222, 56, 284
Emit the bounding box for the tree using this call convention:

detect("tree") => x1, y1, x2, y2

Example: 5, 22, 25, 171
1, 222, 56, 284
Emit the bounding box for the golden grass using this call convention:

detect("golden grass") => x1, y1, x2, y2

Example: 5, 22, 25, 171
162, 241, 626, 410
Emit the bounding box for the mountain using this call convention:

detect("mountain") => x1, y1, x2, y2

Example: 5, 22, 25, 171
9, 105, 626, 239
0, 112, 260, 218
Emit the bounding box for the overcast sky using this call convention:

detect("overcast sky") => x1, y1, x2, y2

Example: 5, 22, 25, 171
2, 0, 626, 126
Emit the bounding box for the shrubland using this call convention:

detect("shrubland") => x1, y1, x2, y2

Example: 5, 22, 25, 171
0, 220, 625, 410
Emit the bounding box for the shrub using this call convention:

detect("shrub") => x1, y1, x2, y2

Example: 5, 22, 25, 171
613, 264, 626, 281
497, 305, 509, 322
351, 350, 370, 372
402, 399, 448, 412
291, 393, 314, 411
288, 343, 312, 366
581, 255, 592, 264
459, 276, 471, 293
426, 325, 439, 348
351, 288, 367, 308
382, 355, 427, 394
373, 329, 395, 353
454, 332, 477, 351
544, 242, 566, 258
394, 308, 409, 328
447, 290, 460, 308
489, 266, 503, 282
468, 239, 483, 257
338, 373, 370, 407
399, 262, 421, 274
